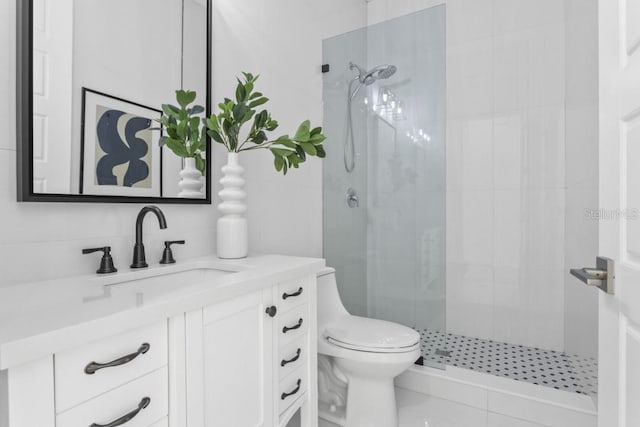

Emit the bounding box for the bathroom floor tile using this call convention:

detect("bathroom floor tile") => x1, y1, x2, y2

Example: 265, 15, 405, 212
417, 329, 597, 396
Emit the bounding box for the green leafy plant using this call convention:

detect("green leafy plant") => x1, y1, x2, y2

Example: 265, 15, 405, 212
157, 90, 207, 175
206, 72, 327, 175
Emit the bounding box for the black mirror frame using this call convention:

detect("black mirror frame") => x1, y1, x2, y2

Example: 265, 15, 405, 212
16, 0, 212, 204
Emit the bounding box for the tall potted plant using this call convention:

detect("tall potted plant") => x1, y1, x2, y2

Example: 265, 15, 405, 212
158, 90, 207, 197
206, 72, 327, 258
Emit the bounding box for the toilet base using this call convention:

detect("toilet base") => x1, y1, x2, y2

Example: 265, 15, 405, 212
344, 375, 398, 427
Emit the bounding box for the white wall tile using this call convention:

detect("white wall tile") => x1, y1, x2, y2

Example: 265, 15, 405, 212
493, 0, 565, 36
492, 267, 526, 345
447, 190, 494, 265
523, 189, 565, 271
493, 114, 524, 190
563, 0, 598, 359
438, 0, 572, 351
447, 263, 494, 340
493, 32, 528, 113
447, 118, 494, 191
446, 0, 493, 46
447, 39, 494, 119
367, 0, 445, 26
494, 190, 522, 269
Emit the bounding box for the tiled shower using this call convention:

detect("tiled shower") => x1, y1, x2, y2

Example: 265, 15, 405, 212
322, 0, 599, 396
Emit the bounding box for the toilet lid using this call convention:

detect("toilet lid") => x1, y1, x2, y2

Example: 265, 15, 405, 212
324, 315, 420, 353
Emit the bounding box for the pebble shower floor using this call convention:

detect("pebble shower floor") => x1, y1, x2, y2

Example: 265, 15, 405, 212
417, 329, 598, 396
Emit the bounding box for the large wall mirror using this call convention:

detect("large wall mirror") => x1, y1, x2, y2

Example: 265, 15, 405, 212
16, 0, 211, 203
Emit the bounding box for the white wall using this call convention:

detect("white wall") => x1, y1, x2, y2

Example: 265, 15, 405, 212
210, 0, 367, 258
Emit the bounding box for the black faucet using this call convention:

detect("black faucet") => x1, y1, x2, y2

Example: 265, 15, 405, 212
131, 205, 167, 268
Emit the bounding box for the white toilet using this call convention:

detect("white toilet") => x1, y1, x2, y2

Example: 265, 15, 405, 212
317, 267, 421, 427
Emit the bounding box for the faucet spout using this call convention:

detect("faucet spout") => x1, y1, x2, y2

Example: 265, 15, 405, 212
131, 205, 167, 269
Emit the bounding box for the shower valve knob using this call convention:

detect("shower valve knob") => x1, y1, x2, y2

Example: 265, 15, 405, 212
346, 188, 359, 208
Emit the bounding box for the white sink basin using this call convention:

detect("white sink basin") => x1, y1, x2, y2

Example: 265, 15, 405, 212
100, 263, 242, 304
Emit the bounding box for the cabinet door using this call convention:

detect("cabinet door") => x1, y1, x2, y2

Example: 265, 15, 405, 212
200, 289, 274, 427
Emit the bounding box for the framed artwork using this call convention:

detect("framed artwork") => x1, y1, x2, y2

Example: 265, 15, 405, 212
80, 88, 163, 197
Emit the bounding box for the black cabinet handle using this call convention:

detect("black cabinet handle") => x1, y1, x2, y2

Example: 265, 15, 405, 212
84, 343, 150, 375
282, 318, 303, 334
282, 287, 303, 300
281, 379, 302, 401
266, 306, 277, 318
89, 396, 150, 427
280, 348, 302, 367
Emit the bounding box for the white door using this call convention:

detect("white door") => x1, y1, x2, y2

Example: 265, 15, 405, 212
598, 1, 640, 426
187, 290, 274, 427
32, 0, 73, 193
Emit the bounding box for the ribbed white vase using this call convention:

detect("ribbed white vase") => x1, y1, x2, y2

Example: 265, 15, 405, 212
178, 157, 204, 198
217, 152, 248, 259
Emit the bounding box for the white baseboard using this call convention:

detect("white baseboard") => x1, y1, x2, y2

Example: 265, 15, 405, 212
395, 365, 597, 427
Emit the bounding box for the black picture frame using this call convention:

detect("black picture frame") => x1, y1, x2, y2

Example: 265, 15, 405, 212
79, 88, 164, 198
16, 0, 212, 204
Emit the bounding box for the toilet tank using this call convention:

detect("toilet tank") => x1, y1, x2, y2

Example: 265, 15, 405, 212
317, 267, 349, 330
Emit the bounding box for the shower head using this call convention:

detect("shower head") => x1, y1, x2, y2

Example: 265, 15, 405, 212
349, 62, 397, 86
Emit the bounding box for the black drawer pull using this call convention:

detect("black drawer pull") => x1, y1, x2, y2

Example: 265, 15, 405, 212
90, 396, 150, 427
84, 343, 150, 375
281, 379, 302, 400
281, 348, 302, 367
282, 287, 303, 300
282, 318, 303, 334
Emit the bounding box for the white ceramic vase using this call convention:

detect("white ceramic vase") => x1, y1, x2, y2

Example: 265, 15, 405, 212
178, 157, 204, 198
217, 152, 248, 259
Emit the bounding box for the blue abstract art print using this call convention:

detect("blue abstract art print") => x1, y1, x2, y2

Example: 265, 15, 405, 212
80, 88, 162, 197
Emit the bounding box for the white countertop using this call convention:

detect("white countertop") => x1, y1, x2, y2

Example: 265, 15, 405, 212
0, 254, 325, 370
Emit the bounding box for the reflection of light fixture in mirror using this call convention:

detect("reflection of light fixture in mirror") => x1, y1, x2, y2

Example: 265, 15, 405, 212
393, 101, 406, 121
374, 88, 406, 122
406, 128, 432, 145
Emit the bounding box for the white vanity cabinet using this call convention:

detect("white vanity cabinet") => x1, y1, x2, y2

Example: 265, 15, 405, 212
185, 274, 317, 427
0, 256, 322, 427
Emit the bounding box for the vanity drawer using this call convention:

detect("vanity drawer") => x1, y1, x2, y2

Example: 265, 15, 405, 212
277, 303, 308, 346
277, 277, 309, 313
278, 336, 308, 380
278, 366, 308, 415
55, 321, 168, 412
56, 367, 168, 427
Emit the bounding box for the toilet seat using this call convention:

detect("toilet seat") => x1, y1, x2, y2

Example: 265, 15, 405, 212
323, 315, 420, 354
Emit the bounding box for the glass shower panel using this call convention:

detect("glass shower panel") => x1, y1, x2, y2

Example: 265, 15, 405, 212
322, 27, 369, 317
322, 6, 446, 368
